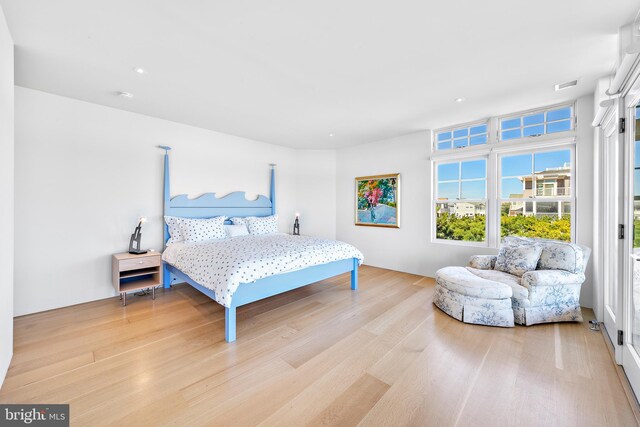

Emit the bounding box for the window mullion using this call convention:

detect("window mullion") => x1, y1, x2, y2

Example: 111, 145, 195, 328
487, 150, 498, 247
458, 161, 462, 199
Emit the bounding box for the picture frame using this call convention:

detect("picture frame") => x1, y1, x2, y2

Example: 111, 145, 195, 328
355, 173, 400, 228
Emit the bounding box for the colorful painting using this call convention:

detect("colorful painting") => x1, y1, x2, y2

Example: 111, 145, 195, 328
355, 174, 400, 227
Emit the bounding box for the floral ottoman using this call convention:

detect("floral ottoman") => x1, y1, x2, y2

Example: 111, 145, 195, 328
433, 266, 515, 327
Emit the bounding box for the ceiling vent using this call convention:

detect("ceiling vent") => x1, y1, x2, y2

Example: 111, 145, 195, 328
554, 80, 578, 91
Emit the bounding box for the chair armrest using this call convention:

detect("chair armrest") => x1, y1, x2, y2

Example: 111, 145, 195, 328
468, 255, 497, 270
521, 270, 585, 288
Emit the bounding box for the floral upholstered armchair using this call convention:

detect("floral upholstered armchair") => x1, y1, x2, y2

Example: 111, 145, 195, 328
467, 236, 591, 326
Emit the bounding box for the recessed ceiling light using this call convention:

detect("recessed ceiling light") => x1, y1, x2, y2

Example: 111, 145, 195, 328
329, 133, 334, 137
118, 91, 134, 99
132, 67, 146, 74
554, 80, 577, 91
454, 97, 465, 103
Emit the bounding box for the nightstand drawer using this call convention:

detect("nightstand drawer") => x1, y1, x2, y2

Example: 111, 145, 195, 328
120, 256, 160, 272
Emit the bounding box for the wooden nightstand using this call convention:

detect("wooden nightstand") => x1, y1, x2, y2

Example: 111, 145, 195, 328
112, 252, 162, 306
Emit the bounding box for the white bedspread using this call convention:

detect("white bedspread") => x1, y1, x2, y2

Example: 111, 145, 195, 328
162, 233, 364, 307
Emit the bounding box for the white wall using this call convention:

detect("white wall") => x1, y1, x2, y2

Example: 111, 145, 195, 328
575, 95, 596, 309
14, 87, 337, 316
336, 95, 596, 307
295, 150, 337, 239
0, 5, 14, 386
590, 77, 610, 321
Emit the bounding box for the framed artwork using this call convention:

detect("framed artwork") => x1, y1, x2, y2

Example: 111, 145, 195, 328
355, 173, 400, 227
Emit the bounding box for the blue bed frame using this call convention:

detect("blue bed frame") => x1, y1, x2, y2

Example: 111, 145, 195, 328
159, 146, 359, 342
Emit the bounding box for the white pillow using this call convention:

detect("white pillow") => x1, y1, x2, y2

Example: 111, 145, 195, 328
225, 224, 249, 237
180, 216, 227, 243
230, 217, 249, 226
164, 216, 185, 244
245, 215, 279, 235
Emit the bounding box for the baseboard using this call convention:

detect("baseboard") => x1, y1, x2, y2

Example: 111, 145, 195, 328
0, 350, 12, 389
600, 328, 640, 424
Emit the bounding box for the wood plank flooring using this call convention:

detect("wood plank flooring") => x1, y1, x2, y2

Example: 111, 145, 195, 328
0, 266, 637, 426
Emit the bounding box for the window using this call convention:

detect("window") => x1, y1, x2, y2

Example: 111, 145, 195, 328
431, 102, 577, 246
499, 149, 573, 242
435, 159, 487, 242
435, 123, 488, 151
500, 105, 573, 141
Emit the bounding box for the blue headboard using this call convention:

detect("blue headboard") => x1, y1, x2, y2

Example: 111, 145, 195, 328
160, 146, 276, 245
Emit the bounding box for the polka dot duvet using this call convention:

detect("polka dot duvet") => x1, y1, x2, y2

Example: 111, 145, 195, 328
162, 233, 364, 307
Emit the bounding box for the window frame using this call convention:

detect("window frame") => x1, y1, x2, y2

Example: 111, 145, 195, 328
433, 119, 491, 152
497, 103, 576, 144
432, 155, 490, 246
430, 101, 579, 247
432, 102, 577, 153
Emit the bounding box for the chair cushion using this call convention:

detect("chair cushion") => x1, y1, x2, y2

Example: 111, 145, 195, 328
503, 236, 587, 274
494, 243, 543, 277
435, 266, 512, 299
466, 267, 529, 300
537, 242, 586, 274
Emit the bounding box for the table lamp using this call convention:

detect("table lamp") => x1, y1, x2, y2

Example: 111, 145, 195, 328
293, 213, 300, 236
128, 216, 148, 254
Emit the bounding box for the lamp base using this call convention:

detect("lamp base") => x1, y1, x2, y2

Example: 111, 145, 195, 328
128, 249, 148, 255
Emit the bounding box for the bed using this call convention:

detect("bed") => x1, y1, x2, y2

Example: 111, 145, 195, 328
159, 146, 363, 342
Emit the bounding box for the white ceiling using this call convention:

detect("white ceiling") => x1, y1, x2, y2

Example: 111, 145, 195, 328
1, 0, 638, 148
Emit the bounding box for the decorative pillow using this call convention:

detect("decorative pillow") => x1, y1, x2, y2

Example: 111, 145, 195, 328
536, 241, 585, 274
180, 216, 227, 243
164, 216, 185, 245
494, 244, 543, 277
502, 236, 586, 274
224, 224, 249, 237
230, 217, 249, 226
245, 215, 279, 235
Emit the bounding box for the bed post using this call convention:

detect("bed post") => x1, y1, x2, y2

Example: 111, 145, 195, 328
269, 163, 276, 215
225, 305, 237, 342
351, 258, 358, 290
160, 145, 172, 289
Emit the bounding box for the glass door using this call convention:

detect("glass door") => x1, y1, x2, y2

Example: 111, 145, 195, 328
622, 95, 640, 395
602, 107, 623, 361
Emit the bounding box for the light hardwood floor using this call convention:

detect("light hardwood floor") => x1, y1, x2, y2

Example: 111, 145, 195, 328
0, 266, 637, 426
